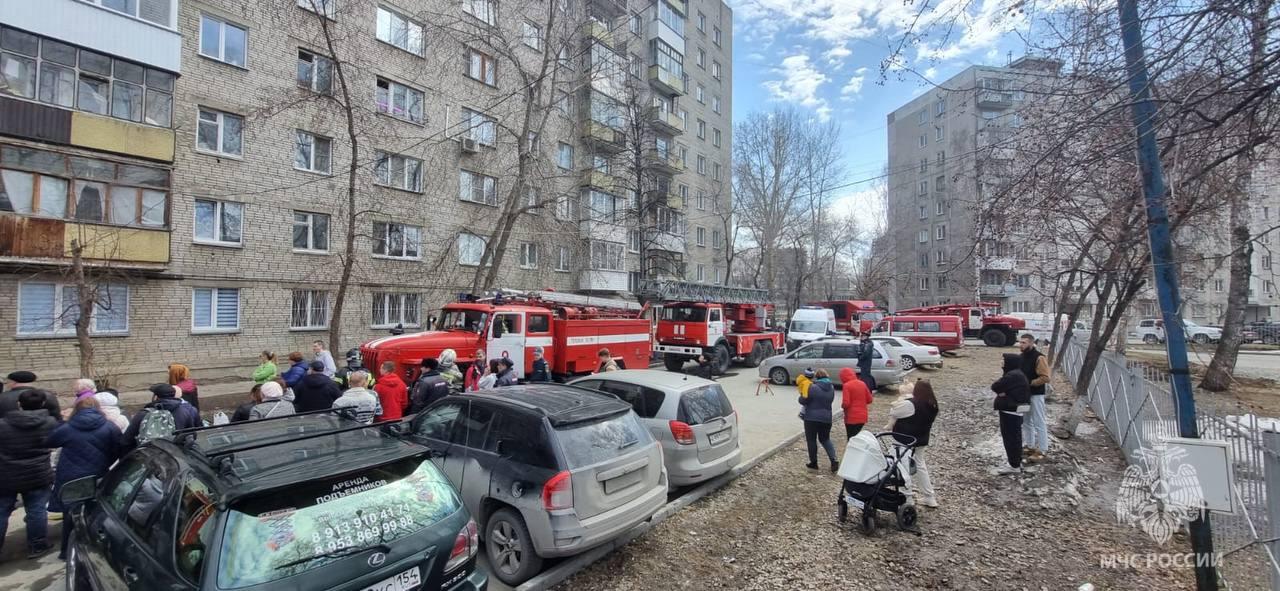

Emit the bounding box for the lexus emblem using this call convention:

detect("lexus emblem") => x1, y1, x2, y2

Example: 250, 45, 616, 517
367, 552, 387, 567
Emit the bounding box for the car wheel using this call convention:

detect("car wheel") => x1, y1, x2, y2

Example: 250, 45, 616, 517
982, 330, 1007, 347
663, 354, 685, 372
899, 356, 916, 371
712, 343, 732, 375
1193, 333, 1210, 344
1143, 334, 1158, 344
66, 535, 92, 591
486, 508, 542, 586
769, 367, 789, 385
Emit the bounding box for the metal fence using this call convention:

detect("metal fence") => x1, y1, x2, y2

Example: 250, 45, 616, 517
1058, 339, 1280, 590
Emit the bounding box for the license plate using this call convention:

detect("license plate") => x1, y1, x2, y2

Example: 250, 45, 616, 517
362, 566, 421, 591
843, 494, 865, 509
708, 429, 732, 445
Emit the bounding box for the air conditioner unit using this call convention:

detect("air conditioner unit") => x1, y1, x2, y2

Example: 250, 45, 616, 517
460, 137, 480, 154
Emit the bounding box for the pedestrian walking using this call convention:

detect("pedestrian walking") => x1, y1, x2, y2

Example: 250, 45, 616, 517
529, 347, 551, 382
335, 349, 362, 389
373, 361, 408, 421
596, 348, 620, 373
46, 397, 121, 559
857, 334, 877, 391
168, 363, 199, 411
281, 352, 308, 389
992, 353, 1032, 475
494, 358, 518, 387
92, 391, 129, 431
1017, 334, 1051, 461
333, 371, 382, 424
799, 369, 840, 472
230, 384, 262, 423
885, 380, 940, 507
248, 381, 294, 420
292, 361, 343, 412
477, 360, 500, 390
0, 372, 61, 422
122, 384, 201, 451
410, 359, 450, 414
252, 350, 278, 385
312, 340, 338, 378
839, 367, 873, 439
0, 390, 58, 558
438, 349, 464, 392
465, 349, 486, 392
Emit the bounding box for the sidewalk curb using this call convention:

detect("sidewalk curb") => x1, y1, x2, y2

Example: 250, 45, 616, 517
515, 426, 812, 591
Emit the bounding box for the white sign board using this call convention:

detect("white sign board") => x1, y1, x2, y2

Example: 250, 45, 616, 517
1158, 436, 1236, 514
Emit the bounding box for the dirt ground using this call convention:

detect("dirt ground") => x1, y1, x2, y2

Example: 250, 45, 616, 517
558, 346, 1193, 591
1123, 349, 1280, 417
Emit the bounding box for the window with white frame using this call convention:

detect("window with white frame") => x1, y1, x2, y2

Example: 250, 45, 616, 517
695, 226, 706, 246
630, 13, 642, 33
558, 143, 574, 169
375, 77, 423, 123
196, 108, 243, 156
457, 232, 487, 266
936, 200, 945, 215
290, 289, 328, 329
293, 130, 331, 173
462, 0, 496, 25
918, 253, 928, 268
297, 49, 333, 94
657, 1, 685, 35
593, 155, 609, 174
713, 26, 721, 45
935, 126, 944, 142
712, 229, 722, 249
193, 199, 243, 245
191, 287, 240, 333
628, 229, 641, 253
17, 282, 128, 336
696, 119, 705, 139
711, 61, 720, 79
714, 268, 721, 284
522, 21, 542, 49
590, 241, 624, 270
555, 245, 571, 271
525, 185, 539, 211
653, 206, 682, 234
1265, 255, 1273, 270
199, 15, 247, 68
712, 162, 721, 181
919, 158, 928, 173
297, 0, 337, 18
935, 250, 946, 265
918, 205, 926, 219
519, 242, 539, 268
376, 7, 425, 55
918, 180, 927, 195
712, 128, 721, 147
697, 48, 705, 68
588, 190, 617, 222
918, 277, 929, 291
459, 170, 498, 205
554, 92, 575, 117
696, 155, 706, 175
374, 151, 422, 191
292, 211, 329, 252
460, 108, 496, 146
466, 48, 497, 85
696, 264, 705, 281
711, 95, 721, 114
697, 190, 706, 210
555, 195, 577, 221
81, 0, 175, 27
918, 230, 928, 243
372, 221, 421, 259
935, 225, 946, 240
1214, 278, 1224, 292
696, 84, 704, 103
935, 100, 945, 116
371, 292, 420, 328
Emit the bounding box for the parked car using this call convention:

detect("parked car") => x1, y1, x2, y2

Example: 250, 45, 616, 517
569, 370, 741, 488
1132, 318, 1165, 344
759, 339, 904, 389
61, 411, 486, 591
406, 385, 668, 586
871, 336, 943, 371
1132, 318, 1224, 344
1244, 321, 1279, 343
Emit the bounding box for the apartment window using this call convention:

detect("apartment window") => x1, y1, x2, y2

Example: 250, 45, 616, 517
630, 13, 642, 34
936, 200, 945, 215
713, 26, 721, 45
628, 229, 641, 253
17, 282, 128, 336
918, 277, 929, 291
522, 21, 542, 50
918, 180, 927, 196
1263, 206, 1271, 220
372, 221, 421, 259
515, 242, 539, 269
374, 151, 423, 191
918, 134, 927, 147
935, 126, 944, 142
375, 77, 424, 123
919, 158, 928, 173
937, 151, 945, 166
935, 250, 946, 265
459, 170, 498, 205
465, 48, 497, 85
460, 108, 497, 145
696, 155, 706, 175
297, 49, 333, 94
525, 185, 539, 211
629, 54, 642, 78
714, 268, 721, 284
657, 1, 686, 36
80, 0, 173, 26
696, 119, 706, 139
1, 146, 169, 227
918, 205, 926, 219
558, 143, 574, 169
196, 108, 243, 157
555, 195, 577, 221
293, 130, 332, 174
696, 226, 706, 247
193, 199, 243, 245
692, 189, 704, 211
199, 15, 247, 68
557, 46, 574, 70
1266, 255, 1274, 270
918, 253, 928, 268
654, 206, 683, 234
462, 0, 496, 25
696, 12, 706, 31
371, 293, 420, 328
917, 110, 927, 125
711, 61, 721, 80
696, 84, 705, 103
590, 241, 624, 271
696, 264, 705, 281
189, 287, 240, 334
918, 230, 928, 243
376, 7, 425, 56
292, 211, 329, 252
1264, 231, 1273, 245
697, 48, 705, 68
712, 162, 721, 181
713, 127, 723, 147
297, 0, 337, 18
935, 100, 945, 116
290, 290, 328, 329
653, 40, 683, 79
712, 229, 722, 249
555, 245, 571, 271
457, 232, 487, 266
554, 92, 575, 117
712, 95, 721, 114
935, 225, 946, 240
679, 109, 688, 128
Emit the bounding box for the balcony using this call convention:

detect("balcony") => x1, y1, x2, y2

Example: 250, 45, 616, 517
646, 228, 685, 253
647, 107, 683, 134
647, 19, 685, 55
649, 150, 685, 174
980, 256, 1015, 271
583, 121, 625, 151
977, 91, 1013, 109
0, 213, 170, 270
1, 0, 181, 73
667, 0, 688, 15
979, 283, 1018, 297
586, 20, 617, 48
581, 170, 625, 193
579, 268, 629, 292
648, 65, 685, 96
647, 188, 684, 209
2, 95, 176, 164
579, 217, 628, 243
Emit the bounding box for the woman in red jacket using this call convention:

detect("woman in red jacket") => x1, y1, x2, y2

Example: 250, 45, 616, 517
839, 367, 874, 439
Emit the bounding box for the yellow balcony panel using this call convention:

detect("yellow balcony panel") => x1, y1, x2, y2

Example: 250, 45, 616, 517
63, 223, 170, 265
648, 65, 685, 96
582, 170, 624, 193
647, 107, 683, 134
70, 112, 175, 163
583, 121, 624, 151
587, 21, 615, 45
667, 0, 688, 16
649, 150, 684, 174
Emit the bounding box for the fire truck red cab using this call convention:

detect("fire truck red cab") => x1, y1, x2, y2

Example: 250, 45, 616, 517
809, 300, 886, 334
642, 281, 786, 375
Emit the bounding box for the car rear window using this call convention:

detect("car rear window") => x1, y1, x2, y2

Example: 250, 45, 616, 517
582, 380, 667, 418
677, 385, 734, 425
216, 456, 459, 588
555, 412, 652, 469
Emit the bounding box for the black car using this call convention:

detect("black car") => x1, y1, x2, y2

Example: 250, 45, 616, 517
61, 409, 487, 591
1245, 321, 1280, 344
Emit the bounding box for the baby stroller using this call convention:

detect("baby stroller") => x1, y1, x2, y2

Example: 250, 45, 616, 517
836, 431, 920, 535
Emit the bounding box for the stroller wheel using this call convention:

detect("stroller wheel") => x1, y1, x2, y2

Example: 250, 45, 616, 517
837, 497, 849, 523
860, 507, 877, 534
897, 504, 918, 529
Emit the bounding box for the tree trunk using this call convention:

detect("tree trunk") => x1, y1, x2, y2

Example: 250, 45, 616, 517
317, 15, 359, 354
70, 240, 95, 379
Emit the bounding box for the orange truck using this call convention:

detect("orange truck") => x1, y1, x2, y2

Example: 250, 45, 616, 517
807, 300, 886, 334
639, 280, 786, 375
893, 302, 1027, 347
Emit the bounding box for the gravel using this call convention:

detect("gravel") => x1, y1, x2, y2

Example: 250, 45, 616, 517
557, 346, 1193, 590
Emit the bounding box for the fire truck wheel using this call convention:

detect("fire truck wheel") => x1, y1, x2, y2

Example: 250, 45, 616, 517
712, 344, 732, 375
982, 329, 1008, 347
663, 354, 685, 372
743, 342, 764, 368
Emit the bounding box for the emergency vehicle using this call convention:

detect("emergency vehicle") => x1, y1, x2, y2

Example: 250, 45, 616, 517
639, 280, 786, 375
870, 314, 965, 352
808, 300, 886, 333
893, 302, 1027, 347
360, 289, 651, 381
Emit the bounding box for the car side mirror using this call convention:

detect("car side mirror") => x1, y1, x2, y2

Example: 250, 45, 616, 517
60, 476, 98, 506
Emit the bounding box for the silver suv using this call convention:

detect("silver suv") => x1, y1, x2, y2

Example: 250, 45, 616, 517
406, 385, 668, 586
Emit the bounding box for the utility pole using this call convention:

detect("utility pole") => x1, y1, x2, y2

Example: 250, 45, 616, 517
1116, 0, 1217, 588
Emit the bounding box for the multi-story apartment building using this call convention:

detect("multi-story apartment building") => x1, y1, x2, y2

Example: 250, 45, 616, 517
0, 0, 731, 387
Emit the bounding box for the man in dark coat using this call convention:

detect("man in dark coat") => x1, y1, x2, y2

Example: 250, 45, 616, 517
0, 371, 61, 422
122, 384, 201, 451
856, 336, 877, 391
293, 361, 343, 412
0, 390, 58, 557
991, 353, 1032, 475
410, 359, 450, 415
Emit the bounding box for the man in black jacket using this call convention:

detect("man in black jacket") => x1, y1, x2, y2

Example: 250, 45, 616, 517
0, 371, 61, 422
0, 390, 58, 557
410, 359, 449, 415
1017, 334, 1051, 461
991, 353, 1031, 475
293, 361, 343, 413
856, 335, 877, 391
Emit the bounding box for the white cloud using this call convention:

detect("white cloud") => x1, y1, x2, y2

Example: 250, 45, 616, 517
832, 187, 886, 234
824, 43, 852, 65
840, 67, 868, 100
761, 54, 831, 119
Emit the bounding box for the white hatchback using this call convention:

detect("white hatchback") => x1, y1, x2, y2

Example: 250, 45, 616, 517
871, 336, 943, 371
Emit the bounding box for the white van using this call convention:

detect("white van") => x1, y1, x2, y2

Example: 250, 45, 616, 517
787, 306, 837, 352
1007, 312, 1089, 345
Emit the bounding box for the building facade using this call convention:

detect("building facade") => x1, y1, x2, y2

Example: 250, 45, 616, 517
0, 0, 731, 388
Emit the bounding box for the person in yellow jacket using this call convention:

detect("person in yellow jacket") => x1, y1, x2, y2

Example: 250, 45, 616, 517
796, 367, 816, 419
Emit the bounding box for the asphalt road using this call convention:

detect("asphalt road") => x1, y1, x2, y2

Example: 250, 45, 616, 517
1127, 346, 1280, 381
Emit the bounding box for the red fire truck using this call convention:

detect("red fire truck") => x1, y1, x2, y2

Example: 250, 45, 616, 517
360, 290, 651, 381
893, 302, 1027, 347
808, 300, 886, 334
639, 280, 786, 375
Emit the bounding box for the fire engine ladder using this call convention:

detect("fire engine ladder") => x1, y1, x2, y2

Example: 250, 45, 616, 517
488, 288, 642, 311
636, 280, 772, 305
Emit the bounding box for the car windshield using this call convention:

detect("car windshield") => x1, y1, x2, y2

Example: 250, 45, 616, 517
858, 312, 885, 322
789, 320, 828, 334
662, 306, 706, 322
438, 309, 488, 333
216, 457, 459, 588
555, 412, 652, 469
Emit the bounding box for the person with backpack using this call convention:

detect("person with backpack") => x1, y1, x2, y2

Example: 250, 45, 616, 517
333, 371, 382, 424
992, 353, 1032, 475
168, 364, 200, 411
122, 384, 201, 451
292, 361, 343, 412
46, 397, 120, 559
409, 359, 449, 415
252, 350, 278, 385
885, 380, 940, 507
0, 390, 59, 558
373, 361, 408, 421
249, 381, 294, 420
0, 371, 61, 422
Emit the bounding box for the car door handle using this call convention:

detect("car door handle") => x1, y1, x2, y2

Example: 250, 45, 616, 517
122, 566, 140, 583
94, 527, 108, 543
